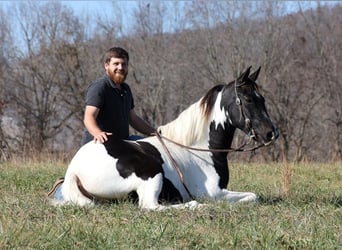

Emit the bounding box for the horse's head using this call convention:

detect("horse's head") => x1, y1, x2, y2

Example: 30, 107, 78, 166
221, 66, 279, 146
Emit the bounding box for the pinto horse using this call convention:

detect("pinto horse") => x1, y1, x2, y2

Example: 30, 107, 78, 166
53, 66, 278, 210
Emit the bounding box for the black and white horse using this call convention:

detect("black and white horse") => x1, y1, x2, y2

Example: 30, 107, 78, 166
54, 67, 278, 210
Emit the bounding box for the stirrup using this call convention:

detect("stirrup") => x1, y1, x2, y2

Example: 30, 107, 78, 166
47, 178, 64, 198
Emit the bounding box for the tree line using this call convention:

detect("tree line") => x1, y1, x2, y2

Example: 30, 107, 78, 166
0, 1, 341, 162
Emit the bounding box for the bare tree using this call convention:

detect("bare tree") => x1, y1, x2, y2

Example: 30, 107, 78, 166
127, 1, 179, 127
0, 5, 13, 160
4, 2, 88, 153
298, 4, 342, 161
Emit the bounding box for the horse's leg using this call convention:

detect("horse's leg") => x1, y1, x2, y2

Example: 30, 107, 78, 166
136, 174, 204, 210
136, 173, 165, 210
220, 189, 258, 203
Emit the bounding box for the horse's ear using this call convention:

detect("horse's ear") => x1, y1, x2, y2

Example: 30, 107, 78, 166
237, 66, 252, 83
249, 66, 261, 82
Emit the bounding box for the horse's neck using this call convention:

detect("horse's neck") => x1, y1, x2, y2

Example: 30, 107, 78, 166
208, 123, 236, 152
158, 99, 210, 146
204, 90, 235, 149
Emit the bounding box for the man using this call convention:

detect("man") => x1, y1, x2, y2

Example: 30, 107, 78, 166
81, 47, 155, 144
48, 47, 155, 200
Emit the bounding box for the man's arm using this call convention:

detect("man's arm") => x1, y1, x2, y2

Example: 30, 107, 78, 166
129, 109, 155, 136
84, 105, 112, 143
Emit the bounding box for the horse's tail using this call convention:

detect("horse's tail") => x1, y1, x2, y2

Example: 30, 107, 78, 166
61, 168, 93, 206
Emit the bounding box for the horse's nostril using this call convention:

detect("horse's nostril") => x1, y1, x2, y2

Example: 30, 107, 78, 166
267, 128, 279, 141
267, 131, 274, 141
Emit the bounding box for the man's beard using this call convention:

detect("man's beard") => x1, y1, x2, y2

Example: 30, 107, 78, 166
108, 70, 127, 84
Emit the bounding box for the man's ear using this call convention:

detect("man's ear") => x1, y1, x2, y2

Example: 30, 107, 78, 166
104, 62, 109, 70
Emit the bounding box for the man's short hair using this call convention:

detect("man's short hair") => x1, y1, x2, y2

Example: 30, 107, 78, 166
104, 47, 129, 64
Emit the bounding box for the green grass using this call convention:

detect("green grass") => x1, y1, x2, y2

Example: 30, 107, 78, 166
0, 160, 341, 249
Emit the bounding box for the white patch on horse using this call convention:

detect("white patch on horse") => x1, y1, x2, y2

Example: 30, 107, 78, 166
210, 92, 227, 129
158, 100, 209, 146
225, 110, 232, 125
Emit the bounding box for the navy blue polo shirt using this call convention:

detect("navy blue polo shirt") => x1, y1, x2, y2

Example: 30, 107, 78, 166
82, 75, 134, 144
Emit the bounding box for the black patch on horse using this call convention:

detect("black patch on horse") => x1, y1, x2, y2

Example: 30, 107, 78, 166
208, 121, 232, 189
103, 137, 164, 180
118, 180, 183, 204
104, 137, 183, 203
159, 178, 183, 203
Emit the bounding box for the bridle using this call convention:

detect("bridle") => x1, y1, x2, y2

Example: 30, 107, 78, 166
154, 80, 272, 199
233, 79, 256, 141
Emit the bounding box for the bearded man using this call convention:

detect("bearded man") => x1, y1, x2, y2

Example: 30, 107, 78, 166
81, 47, 155, 145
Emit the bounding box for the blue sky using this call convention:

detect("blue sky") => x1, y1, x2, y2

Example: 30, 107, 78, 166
58, 1, 341, 35
1, 1, 135, 18
61, 1, 127, 16
51, 1, 342, 15
1, 1, 138, 36
1, 1, 340, 35
2, 1, 340, 20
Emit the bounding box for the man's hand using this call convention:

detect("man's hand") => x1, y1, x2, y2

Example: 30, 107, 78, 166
94, 132, 112, 144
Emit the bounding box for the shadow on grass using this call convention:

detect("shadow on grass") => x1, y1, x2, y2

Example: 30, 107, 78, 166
323, 195, 342, 208
257, 195, 284, 205
257, 194, 342, 208
94, 192, 139, 206
74, 193, 342, 209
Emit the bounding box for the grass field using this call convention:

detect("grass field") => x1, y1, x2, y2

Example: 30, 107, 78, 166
0, 159, 341, 249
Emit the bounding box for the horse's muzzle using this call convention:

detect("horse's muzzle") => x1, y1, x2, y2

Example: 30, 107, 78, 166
264, 127, 279, 145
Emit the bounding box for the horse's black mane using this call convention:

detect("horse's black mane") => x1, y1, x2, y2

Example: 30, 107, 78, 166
200, 79, 259, 119
200, 84, 225, 118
